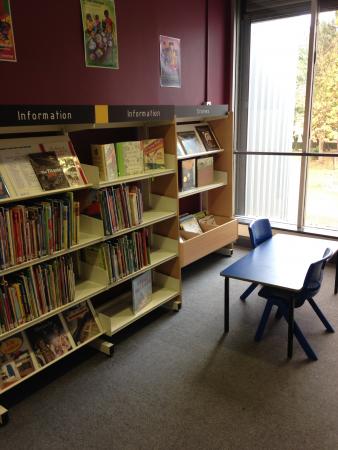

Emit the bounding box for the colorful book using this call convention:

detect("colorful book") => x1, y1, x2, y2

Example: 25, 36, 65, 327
195, 124, 221, 151
142, 138, 166, 171
132, 270, 152, 314
63, 302, 101, 345
180, 159, 196, 191
28, 152, 69, 191
179, 215, 203, 234
0, 332, 36, 391
91, 143, 118, 181
115, 141, 144, 177
196, 157, 214, 186
177, 131, 205, 155
0, 173, 9, 199
26, 315, 73, 367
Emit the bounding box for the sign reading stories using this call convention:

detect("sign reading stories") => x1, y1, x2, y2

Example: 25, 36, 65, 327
0, 105, 95, 127
175, 105, 228, 118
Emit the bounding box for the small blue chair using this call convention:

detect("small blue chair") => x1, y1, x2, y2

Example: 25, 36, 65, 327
255, 248, 334, 360
240, 218, 272, 300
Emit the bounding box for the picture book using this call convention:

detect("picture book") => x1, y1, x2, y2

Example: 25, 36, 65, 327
0, 144, 43, 197
142, 138, 166, 171
180, 159, 196, 191
132, 270, 152, 314
196, 157, 214, 187
198, 214, 217, 227
0, 332, 36, 391
179, 215, 203, 234
115, 141, 144, 177
177, 130, 205, 155
91, 143, 118, 181
26, 315, 73, 367
63, 301, 101, 345
28, 151, 70, 191
41, 140, 88, 187
177, 139, 186, 157
195, 124, 221, 151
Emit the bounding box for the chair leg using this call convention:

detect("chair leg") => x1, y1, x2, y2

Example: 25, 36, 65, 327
307, 297, 335, 333
293, 320, 318, 361
240, 282, 258, 301
255, 300, 273, 342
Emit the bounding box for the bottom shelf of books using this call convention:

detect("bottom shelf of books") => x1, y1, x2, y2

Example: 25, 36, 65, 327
179, 215, 238, 267
97, 270, 180, 336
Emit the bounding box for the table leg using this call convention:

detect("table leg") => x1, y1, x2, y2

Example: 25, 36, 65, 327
335, 253, 338, 295
224, 277, 229, 333
287, 296, 295, 359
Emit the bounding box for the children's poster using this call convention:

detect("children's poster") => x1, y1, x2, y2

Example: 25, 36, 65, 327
159, 35, 181, 88
0, 0, 16, 62
80, 0, 118, 69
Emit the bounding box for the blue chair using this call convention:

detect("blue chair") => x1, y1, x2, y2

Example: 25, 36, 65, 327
240, 218, 272, 300
255, 248, 334, 360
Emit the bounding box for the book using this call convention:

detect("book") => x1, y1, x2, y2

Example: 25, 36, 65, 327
195, 124, 221, 151
196, 157, 214, 186
180, 159, 196, 191
115, 141, 144, 177
28, 152, 69, 191
0, 173, 9, 199
132, 270, 152, 313
198, 214, 217, 227
179, 215, 203, 234
63, 302, 101, 345
41, 140, 88, 187
177, 130, 205, 155
0, 332, 36, 391
177, 139, 186, 157
142, 138, 166, 171
26, 315, 73, 367
91, 143, 118, 181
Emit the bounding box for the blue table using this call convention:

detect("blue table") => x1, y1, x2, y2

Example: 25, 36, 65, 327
220, 234, 338, 359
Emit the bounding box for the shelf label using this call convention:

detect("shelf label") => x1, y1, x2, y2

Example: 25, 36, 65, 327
108, 105, 174, 122
0, 105, 95, 126
175, 105, 228, 118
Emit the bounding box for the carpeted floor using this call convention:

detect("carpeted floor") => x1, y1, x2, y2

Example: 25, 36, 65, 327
1, 246, 338, 450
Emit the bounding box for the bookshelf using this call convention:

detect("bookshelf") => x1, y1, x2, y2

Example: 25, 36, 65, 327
175, 108, 238, 267
0, 108, 181, 424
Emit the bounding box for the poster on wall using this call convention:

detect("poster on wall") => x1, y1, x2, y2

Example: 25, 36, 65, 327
159, 35, 181, 88
80, 0, 118, 69
0, 0, 16, 62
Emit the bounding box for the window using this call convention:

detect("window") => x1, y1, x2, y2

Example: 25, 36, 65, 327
235, 1, 338, 233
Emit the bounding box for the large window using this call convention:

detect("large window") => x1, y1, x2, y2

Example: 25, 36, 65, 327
235, 1, 338, 233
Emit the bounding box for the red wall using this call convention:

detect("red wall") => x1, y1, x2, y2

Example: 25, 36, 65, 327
1, 0, 231, 105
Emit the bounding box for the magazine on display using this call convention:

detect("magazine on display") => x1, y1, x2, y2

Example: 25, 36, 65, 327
28, 151, 70, 191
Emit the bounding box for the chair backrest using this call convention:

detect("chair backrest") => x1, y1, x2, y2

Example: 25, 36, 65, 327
248, 218, 272, 248
299, 247, 333, 300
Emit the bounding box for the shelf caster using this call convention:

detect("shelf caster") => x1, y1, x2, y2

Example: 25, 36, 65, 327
217, 246, 233, 257
163, 300, 182, 312
90, 339, 114, 357
0, 406, 9, 426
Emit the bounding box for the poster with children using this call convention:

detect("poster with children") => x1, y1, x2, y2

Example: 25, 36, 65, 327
80, 0, 118, 69
0, 0, 16, 62
159, 35, 181, 88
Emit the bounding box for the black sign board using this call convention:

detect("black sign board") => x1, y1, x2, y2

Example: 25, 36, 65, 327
108, 105, 174, 122
175, 105, 228, 118
0, 105, 95, 127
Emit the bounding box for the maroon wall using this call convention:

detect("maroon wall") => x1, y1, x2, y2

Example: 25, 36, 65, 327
1, 0, 231, 105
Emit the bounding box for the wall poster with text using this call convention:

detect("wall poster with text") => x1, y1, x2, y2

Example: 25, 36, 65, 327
159, 35, 181, 88
0, 0, 16, 62
80, 0, 118, 69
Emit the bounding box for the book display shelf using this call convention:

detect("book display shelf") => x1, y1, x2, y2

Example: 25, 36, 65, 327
0, 105, 181, 425
175, 107, 238, 267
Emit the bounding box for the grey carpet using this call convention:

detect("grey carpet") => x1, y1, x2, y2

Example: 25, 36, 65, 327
1, 246, 338, 450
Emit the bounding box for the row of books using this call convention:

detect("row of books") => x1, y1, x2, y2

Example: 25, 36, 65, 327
0, 138, 87, 199
0, 255, 75, 334
82, 228, 150, 283
0, 194, 80, 270
0, 301, 101, 392
179, 157, 214, 192
177, 123, 222, 157
91, 138, 166, 181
